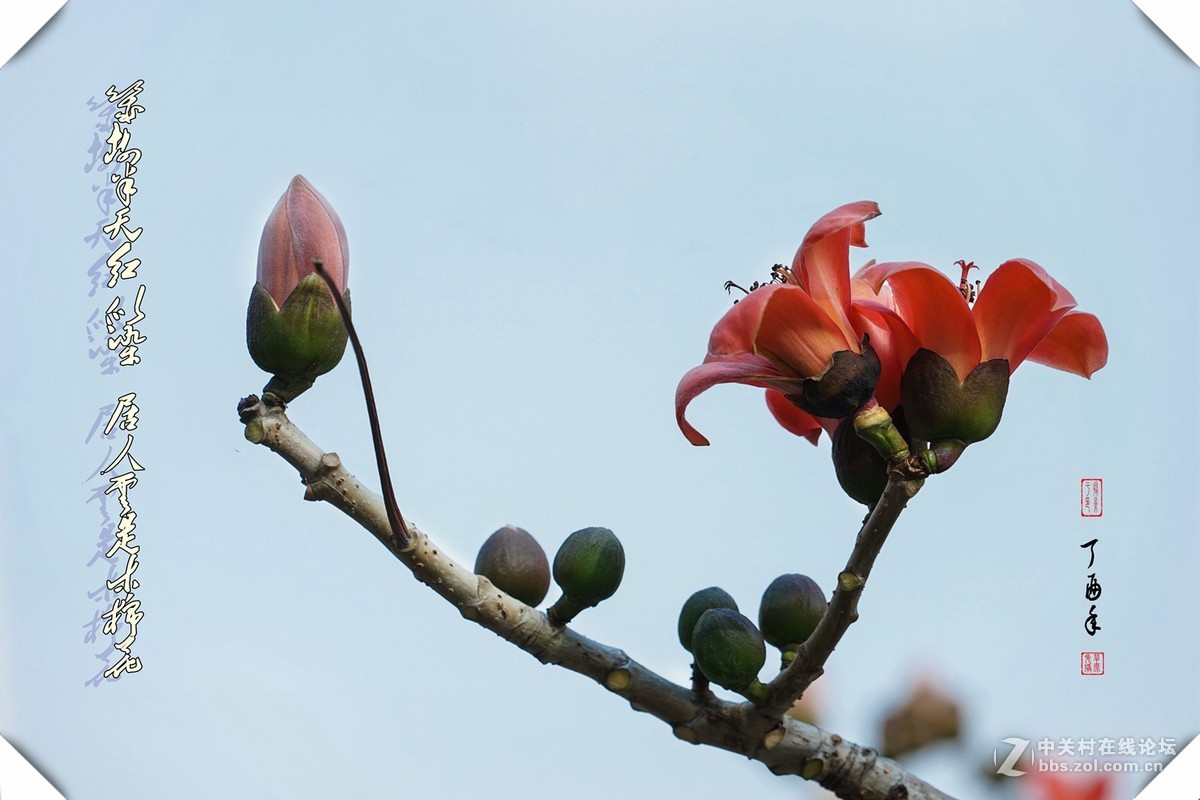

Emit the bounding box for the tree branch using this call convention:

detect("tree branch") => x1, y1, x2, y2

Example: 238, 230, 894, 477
759, 477, 923, 720
236, 395, 953, 800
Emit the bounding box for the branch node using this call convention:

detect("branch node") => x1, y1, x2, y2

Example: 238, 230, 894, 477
838, 570, 864, 591
605, 668, 632, 692
397, 529, 421, 554
761, 727, 785, 751
244, 420, 265, 443
673, 726, 698, 744
801, 757, 824, 779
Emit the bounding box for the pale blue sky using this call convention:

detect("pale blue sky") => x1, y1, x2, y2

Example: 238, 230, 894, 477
0, 2, 1196, 798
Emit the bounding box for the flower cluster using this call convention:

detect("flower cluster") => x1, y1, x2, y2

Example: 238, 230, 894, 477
676, 201, 1107, 495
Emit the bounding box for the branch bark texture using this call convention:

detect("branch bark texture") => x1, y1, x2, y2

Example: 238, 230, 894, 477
237, 394, 951, 800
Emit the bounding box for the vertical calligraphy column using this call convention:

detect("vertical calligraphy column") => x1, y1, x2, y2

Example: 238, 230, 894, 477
1079, 478, 1103, 677
82, 79, 148, 685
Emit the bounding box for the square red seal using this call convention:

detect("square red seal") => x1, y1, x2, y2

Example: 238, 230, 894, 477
1080, 478, 1103, 517
1081, 651, 1105, 675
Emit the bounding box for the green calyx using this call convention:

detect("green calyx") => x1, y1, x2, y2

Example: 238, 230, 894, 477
547, 527, 625, 624
474, 525, 551, 607
758, 574, 827, 651
691, 608, 767, 693
901, 349, 1009, 445
246, 274, 350, 403
678, 587, 739, 653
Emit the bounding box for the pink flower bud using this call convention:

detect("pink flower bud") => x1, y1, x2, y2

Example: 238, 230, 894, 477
247, 175, 351, 403
257, 175, 349, 306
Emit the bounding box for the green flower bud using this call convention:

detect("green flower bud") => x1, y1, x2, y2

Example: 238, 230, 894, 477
547, 527, 625, 624
678, 587, 739, 653
691, 608, 766, 693
474, 525, 550, 607
758, 574, 827, 652
901, 349, 1009, 445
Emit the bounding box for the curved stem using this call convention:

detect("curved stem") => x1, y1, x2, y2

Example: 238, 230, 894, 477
310, 258, 411, 549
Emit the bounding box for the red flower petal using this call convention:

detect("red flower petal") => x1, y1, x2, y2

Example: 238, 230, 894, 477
1025, 311, 1108, 378
755, 285, 856, 378
675, 353, 795, 446
706, 283, 774, 358
765, 390, 824, 445
973, 258, 1076, 371
792, 201, 881, 348
850, 299, 921, 413
859, 261, 981, 381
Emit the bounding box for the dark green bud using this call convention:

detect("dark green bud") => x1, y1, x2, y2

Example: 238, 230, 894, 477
474, 525, 550, 607
691, 608, 766, 692
547, 527, 625, 624
678, 587, 739, 653
758, 574, 827, 651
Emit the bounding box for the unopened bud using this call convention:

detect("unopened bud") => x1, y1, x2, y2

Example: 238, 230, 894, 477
474, 525, 551, 607
547, 527, 625, 624
246, 175, 351, 403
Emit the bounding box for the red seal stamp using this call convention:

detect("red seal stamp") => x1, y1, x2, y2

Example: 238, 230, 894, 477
1080, 479, 1102, 517
1081, 651, 1105, 675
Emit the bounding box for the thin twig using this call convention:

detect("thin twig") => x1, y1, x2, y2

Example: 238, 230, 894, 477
310, 258, 411, 549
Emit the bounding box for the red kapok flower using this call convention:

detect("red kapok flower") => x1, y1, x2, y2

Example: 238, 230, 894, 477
859, 258, 1107, 382
857, 258, 1108, 446
676, 201, 914, 446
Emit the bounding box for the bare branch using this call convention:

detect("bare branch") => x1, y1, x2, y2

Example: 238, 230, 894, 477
236, 395, 953, 800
